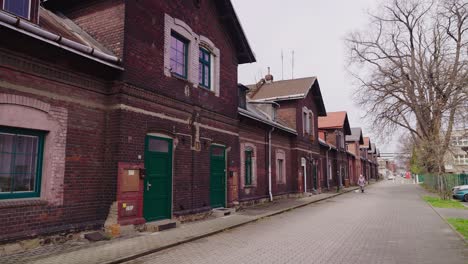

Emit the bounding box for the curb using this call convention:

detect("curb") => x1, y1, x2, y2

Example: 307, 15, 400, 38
419, 193, 467, 244
104, 186, 360, 264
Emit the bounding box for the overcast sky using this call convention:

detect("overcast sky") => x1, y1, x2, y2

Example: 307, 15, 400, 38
232, 0, 397, 153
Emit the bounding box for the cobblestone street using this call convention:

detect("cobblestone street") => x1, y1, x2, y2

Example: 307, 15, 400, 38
126, 181, 468, 264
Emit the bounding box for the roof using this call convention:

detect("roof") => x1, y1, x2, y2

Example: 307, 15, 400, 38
346, 127, 364, 144
0, 7, 122, 69
238, 103, 297, 135
247, 77, 327, 116
319, 138, 337, 150
44, 0, 256, 64
318, 111, 352, 135
361, 137, 371, 149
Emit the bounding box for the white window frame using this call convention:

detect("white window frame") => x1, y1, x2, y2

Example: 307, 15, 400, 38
276, 149, 286, 184
3, 0, 31, 20
164, 14, 221, 96
240, 143, 257, 187
302, 107, 309, 135
308, 110, 314, 137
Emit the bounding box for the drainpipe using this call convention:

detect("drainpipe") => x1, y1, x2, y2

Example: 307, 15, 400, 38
326, 145, 331, 190
303, 161, 307, 194
268, 127, 275, 201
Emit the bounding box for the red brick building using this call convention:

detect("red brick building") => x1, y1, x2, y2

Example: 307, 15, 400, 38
0, 0, 255, 242
0, 0, 379, 243
318, 111, 352, 189
240, 76, 327, 203
346, 128, 365, 185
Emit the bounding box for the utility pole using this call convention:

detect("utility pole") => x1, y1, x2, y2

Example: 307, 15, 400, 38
281, 49, 284, 80
291, 50, 295, 79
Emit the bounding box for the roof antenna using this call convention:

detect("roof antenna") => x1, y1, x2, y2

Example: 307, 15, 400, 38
291, 50, 295, 79
281, 49, 284, 80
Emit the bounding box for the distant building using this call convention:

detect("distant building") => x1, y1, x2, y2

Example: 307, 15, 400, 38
445, 129, 468, 173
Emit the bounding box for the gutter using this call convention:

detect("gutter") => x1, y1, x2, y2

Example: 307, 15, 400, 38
250, 93, 305, 102
0, 11, 123, 70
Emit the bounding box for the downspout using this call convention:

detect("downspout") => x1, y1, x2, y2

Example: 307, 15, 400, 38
303, 161, 307, 194
268, 127, 275, 201
326, 145, 331, 190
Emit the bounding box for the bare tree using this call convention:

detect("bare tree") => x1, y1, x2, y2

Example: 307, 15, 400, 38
347, 0, 468, 174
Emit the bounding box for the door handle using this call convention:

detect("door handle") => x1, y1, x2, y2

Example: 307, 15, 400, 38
146, 182, 152, 191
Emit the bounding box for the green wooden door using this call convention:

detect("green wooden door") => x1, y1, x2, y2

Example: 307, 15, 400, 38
210, 145, 226, 208
144, 136, 172, 221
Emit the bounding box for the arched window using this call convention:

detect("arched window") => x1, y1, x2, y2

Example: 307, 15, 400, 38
276, 149, 286, 184
241, 143, 257, 187
309, 110, 314, 139
245, 147, 253, 186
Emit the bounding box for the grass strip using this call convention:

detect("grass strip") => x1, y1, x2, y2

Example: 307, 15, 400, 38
447, 218, 468, 239
423, 196, 466, 209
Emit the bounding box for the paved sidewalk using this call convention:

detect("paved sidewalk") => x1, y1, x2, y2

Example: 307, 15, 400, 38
0, 187, 359, 264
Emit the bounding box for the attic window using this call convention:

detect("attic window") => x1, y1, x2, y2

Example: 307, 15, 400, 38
3, 0, 30, 19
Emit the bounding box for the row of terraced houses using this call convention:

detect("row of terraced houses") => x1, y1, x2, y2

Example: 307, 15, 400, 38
0, 0, 379, 242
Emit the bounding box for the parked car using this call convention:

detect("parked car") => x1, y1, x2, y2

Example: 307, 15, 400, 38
452, 185, 468, 202
387, 175, 395, 180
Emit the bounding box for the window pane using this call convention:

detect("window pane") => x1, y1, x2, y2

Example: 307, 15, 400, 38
211, 147, 224, 157
204, 65, 209, 86
13, 174, 35, 192
0, 153, 13, 174
171, 36, 177, 49
176, 39, 184, 51
170, 59, 177, 72
0, 133, 14, 153
4, 0, 30, 19
176, 63, 184, 76
176, 51, 185, 64
14, 154, 37, 174
278, 160, 284, 181
170, 48, 177, 62
0, 174, 12, 193
199, 63, 203, 84
148, 138, 169, 153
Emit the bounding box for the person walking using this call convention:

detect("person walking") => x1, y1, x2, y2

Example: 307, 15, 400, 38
358, 174, 366, 193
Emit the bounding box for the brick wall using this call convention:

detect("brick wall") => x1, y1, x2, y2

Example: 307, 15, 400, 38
64, 0, 126, 58
0, 59, 114, 242
122, 0, 240, 119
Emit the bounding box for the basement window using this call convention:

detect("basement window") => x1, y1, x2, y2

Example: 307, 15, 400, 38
3, 0, 31, 19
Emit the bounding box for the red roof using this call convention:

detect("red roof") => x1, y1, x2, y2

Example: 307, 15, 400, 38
318, 111, 347, 128
318, 111, 352, 135
361, 137, 371, 148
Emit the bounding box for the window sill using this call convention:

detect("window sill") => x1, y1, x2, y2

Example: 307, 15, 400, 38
243, 185, 256, 189
0, 198, 48, 209
197, 84, 217, 96
171, 72, 190, 82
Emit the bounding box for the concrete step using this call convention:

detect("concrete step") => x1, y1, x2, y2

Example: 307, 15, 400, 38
211, 207, 235, 218
144, 219, 180, 232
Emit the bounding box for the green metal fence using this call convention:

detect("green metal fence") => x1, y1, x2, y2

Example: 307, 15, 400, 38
420, 173, 468, 193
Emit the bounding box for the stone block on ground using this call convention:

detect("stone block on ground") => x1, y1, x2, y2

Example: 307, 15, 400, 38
84, 232, 107, 242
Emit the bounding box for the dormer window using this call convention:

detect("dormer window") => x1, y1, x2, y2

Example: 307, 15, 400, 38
3, 0, 30, 19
